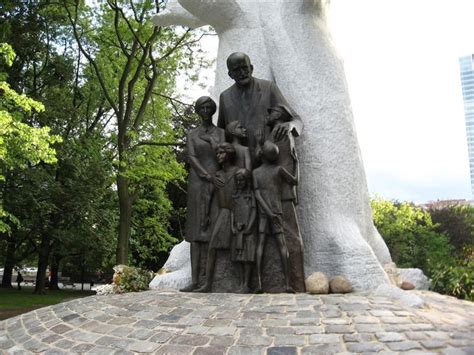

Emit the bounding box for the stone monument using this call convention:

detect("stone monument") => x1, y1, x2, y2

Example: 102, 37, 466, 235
151, 0, 393, 291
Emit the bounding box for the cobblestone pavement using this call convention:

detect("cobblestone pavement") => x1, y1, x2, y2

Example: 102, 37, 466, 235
0, 289, 473, 354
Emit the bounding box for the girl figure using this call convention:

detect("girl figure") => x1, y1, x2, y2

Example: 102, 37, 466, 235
182, 96, 225, 292
231, 168, 257, 293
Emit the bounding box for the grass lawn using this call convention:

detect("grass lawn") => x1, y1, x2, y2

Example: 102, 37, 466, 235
0, 286, 95, 320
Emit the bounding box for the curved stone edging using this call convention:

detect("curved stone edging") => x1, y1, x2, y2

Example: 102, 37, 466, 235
0, 290, 473, 354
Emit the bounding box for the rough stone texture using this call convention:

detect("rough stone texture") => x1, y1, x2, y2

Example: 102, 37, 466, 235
374, 284, 425, 308
329, 275, 353, 294
398, 268, 431, 290
305, 272, 329, 294
151, 0, 392, 291
1, 289, 473, 354
149, 240, 192, 290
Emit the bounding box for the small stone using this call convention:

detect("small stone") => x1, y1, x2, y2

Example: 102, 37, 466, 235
421, 340, 447, 349
386, 341, 422, 351
301, 344, 344, 354
400, 281, 415, 290
376, 332, 405, 342
329, 276, 353, 293
305, 272, 329, 294
308, 334, 340, 344
194, 346, 228, 355
228, 346, 265, 355
346, 342, 385, 352
151, 344, 192, 354
267, 346, 297, 355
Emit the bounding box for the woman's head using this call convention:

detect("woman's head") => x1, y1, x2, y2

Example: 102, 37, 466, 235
195, 96, 217, 119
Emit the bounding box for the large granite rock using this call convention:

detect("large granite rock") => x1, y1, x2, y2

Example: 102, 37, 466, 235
149, 241, 192, 290
374, 284, 425, 308
152, 0, 392, 290
397, 268, 431, 290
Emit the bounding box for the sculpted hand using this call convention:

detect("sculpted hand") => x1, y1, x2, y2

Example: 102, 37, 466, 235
255, 129, 265, 145
273, 122, 293, 141
212, 175, 225, 188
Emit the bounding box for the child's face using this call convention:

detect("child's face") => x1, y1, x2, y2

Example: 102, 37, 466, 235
235, 174, 247, 189
266, 111, 281, 127
216, 148, 227, 164
233, 123, 247, 138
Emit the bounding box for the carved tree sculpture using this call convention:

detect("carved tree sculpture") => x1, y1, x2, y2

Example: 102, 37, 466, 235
153, 0, 392, 290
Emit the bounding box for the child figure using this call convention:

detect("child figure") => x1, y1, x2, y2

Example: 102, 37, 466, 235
225, 121, 252, 171
195, 142, 238, 293
231, 169, 257, 293
253, 141, 297, 293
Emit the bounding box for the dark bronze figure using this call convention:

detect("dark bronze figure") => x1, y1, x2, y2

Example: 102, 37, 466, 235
195, 143, 238, 292
253, 141, 297, 294
231, 168, 257, 293
181, 96, 225, 292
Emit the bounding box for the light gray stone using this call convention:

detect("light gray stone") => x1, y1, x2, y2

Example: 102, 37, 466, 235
373, 284, 425, 308
305, 272, 329, 294
149, 241, 192, 290
397, 268, 431, 290
151, 0, 392, 291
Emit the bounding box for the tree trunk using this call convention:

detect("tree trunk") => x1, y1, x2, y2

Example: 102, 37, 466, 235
49, 255, 60, 290
1, 235, 16, 288
34, 236, 50, 294
116, 173, 132, 265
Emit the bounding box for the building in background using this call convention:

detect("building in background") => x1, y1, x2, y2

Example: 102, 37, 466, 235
459, 55, 474, 196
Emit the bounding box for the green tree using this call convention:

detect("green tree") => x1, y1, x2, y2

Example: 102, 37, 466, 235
63, 0, 203, 264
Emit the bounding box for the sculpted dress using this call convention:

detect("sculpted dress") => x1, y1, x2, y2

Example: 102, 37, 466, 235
185, 126, 225, 243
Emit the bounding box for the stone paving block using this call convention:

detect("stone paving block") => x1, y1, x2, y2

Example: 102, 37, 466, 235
133, 319, 160, 329
295, 311, 318, 319
294, 326, 324, 335
209, 336, 235, 346
425, 331, 451, 339
155, 344, 194, 354
405, 331, 429, 340
126, 328, 155, 340
66, 329, 101, 343
84, 345, 116, 354
127, 340, 162, 353
321, 310, 342, 318
386, 341, 422, 351
343, 333, 374, 342
407, 323, 435, 331
272, 335, 307, 346
50, 324, 73, 335
381, 316, 411, 324
70, 343, 96, 352
108, 317, 136, 325
237, 335, 273, 346
149, 331, 173, 343
27, 325, 46, 335
42, 334, 63, 344
0, 337, 14, 350
240, 327, 264, 336
441, 346, 470, 355
43, 348, 70, 355
339, 303, 371, 311
23, 338, 51, 352
289, 318, 318, 326
355, 323, 384, 333
308, 334, 341, 344
370, 310, 394, 317
54, 338, 77, 350
193, 345, 228, 355
266, 327, 295, 336
375, 331, 406, 342
353, 316, 380, 324
90, 323, 117, 334
185, 326, 211, 335
207, 326, 237, 336
266, 346, 297, 355
228, 345, 265, 355
169, 334, 210, 346
301, 343, 344, 354
322, 318, 352, 325
324, 324, 355, 334
421, 339, 447, 349
204, 319, 232, 327
112, 325, 134, 337
346, 342, 386, 352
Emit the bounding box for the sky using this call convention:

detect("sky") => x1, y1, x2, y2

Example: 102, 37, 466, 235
177, 0, 474, 203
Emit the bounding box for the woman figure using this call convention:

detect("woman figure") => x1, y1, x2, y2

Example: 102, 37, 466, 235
181, 96, 225, 292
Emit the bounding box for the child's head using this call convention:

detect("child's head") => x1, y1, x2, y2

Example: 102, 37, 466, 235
216, 142, 236, 165
262, 141, 279, 163
266, 105, 292, 127
235, 168, 251, 189
226, 121, 247, 139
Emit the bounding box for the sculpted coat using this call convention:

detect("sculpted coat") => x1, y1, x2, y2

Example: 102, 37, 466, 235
217, 78, 302, 166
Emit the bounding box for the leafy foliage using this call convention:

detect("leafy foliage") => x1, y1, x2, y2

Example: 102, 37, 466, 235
112, 264, 153, 292
430, 258, 473, 301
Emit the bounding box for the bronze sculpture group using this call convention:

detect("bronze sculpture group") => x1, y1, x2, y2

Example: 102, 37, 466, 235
182, 53, 305, 293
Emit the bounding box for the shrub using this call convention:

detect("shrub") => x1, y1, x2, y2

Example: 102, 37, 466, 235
430, 257, 474, 301
113, 265, 154, 292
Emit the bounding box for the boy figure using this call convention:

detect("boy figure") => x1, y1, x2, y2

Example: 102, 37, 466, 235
253, 141, 297, 293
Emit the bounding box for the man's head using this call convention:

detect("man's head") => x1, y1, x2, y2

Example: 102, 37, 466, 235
226, 121, 247, 139
216, 142, 236, 165
262, 141, 279, 163
227, 52, 253, 87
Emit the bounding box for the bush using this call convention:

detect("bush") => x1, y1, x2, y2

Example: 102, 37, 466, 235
113, 265, 154, 293
430, 258, 474, 301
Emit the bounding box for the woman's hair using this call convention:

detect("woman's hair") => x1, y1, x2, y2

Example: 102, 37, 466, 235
194, 96, 217, 115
